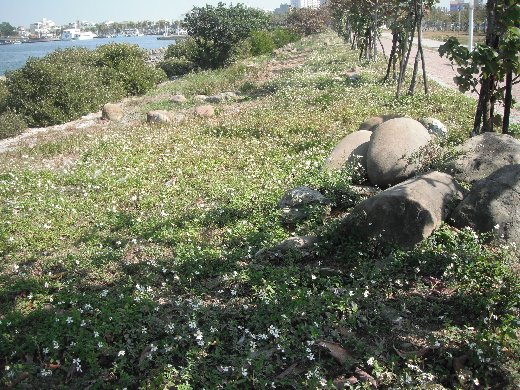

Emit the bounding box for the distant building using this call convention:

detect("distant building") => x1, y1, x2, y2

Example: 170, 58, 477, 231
450, 0, 468, 12
290, 0, 321, 9
30, 18, 58, 38
275, 4, 292, 14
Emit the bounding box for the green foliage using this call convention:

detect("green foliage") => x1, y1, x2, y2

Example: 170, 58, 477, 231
95, 43, 167, 96
271, 27, 301, 48
0, 110, 26, 139
158, 58, 195, 78
286, 7, 328, 36
183, 2, 270, 69
0, 79, 8, 113
6, 48, 119, 127
165, 38, 198, 61
249, 31, 275, 56
0, 22, 16, 37
5, 44, 166, 127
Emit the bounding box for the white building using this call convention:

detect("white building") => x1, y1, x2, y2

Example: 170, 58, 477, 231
290, 0, 321, 9
30, 18, 58, 37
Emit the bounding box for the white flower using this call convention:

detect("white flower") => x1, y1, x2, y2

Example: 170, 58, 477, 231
241, 367, 248, 377
118, 350, 125, 357
367, 356, 375, 366
363, 290, 370, 298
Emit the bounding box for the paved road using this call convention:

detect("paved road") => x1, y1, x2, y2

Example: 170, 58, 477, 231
380, 33, 519, 124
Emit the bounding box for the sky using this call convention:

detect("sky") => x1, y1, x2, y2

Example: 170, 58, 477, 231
2, 0, 453, 27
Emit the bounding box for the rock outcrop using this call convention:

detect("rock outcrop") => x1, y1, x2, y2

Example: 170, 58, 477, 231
342, 171, 465, 248
446, 133, 520, 183
358, 114, 403, 132
451, 164, 520, 249
367, 118, 431, 187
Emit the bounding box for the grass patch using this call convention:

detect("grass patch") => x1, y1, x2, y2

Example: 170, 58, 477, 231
0, 32, 517, 389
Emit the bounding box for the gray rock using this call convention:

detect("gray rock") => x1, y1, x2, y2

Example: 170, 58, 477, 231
447, 133, 520, 183
358, 114, 404, 132
342, 171, 465, 248
194, 105, 215, 118
367, 118, 431, 187
172, 94, 187, 104
419, 117, 448, 138
101, 103, 124, 122
147, 110, 172, 123
279, 186, 331, 223
255, 235, 319, 261
324, 130, 371, 171
451, 164, 520, 249
194, 95, 208, 102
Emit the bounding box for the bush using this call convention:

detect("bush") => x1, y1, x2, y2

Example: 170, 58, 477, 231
95, 43, 167, 96
0, 110, 26, 140
158, 58, 195, 78
271, 28, 301, 48
165, 38, 198, 60
0, 79, 8, 113
6, 48, 121, 127
286, 8, 329, 36
6, 44, 166, 127
184, 3, 270, 69
249, 31, 275, 56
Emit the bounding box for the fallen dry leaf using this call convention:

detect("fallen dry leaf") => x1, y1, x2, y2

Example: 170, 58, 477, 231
318, 340, 353, 365
393, 345, 433, 359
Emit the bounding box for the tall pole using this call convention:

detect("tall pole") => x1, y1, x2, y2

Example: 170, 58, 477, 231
468, 0, 474, 51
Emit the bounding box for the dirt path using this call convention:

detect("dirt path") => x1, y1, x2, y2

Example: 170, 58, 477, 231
380, 33, 520, 124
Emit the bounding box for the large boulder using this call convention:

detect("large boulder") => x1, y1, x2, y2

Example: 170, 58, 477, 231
446, 133, 520, 183
324, 130, 371, 171
367, 118, 431, 187
279, 186, 331, 223
342, 171, 465, 248
147, 110, 172, 123
450, 164, 520, 249
102, 103, 124, 122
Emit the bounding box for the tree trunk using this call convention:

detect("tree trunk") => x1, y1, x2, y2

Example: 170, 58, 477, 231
397, 12, 417, 97
384, 33, 398, 82
502, 70, 512, 135
408, 50, 420, 95
417, 0, 429, 94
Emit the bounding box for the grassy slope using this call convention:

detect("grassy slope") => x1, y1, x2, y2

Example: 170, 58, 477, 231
0, 33, 518, 389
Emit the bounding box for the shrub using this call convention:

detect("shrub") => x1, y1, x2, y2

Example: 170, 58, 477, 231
95, 43, 167, 96
0, 79, 8, 113
286, 8, 329, 36
6, 48, 121, 126
165, 38, 198, 60
158, 58, 195, 78
184, 3, 270, 69
0, 110, 26, 140
271, 28, 301, 48
249, 31, 275, 56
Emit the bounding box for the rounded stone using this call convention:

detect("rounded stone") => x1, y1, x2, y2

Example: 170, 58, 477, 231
195, 105, 215, 118
324, 130, 371, 171
102, 103, 124, 122
367, 118, 431, 187
172, 94, 187, 104
147, 110, 171, 123
419, 117, 448, 138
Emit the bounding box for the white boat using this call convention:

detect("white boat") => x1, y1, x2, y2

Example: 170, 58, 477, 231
61, 28, 97, 41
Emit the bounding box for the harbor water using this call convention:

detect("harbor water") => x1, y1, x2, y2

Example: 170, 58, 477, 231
0, 35, 172, 75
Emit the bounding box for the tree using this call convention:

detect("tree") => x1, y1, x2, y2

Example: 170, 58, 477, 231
183, 2, 270, 69
0, 22, 16, 37
439, 0, 519, 135
285, 7, 329, 37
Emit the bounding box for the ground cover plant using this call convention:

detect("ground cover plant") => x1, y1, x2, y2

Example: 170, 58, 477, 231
0, 33, 518, 389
